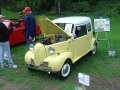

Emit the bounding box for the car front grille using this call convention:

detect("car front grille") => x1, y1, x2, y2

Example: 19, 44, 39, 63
40, 62, 48, 67
30, 59, 35, 66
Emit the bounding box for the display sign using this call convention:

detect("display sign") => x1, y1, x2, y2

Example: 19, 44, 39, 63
94, 18, 110, 32
78, 73, 90, 86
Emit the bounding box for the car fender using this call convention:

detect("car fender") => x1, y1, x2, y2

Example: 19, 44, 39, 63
42, 52, 73, 72
91, 38, 96, 50
25, 51, 34, 65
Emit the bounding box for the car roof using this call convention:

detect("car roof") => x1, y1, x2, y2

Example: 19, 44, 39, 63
52, 16, 91, 25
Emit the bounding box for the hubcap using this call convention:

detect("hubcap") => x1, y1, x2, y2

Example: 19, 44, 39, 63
61, 63, 71, 77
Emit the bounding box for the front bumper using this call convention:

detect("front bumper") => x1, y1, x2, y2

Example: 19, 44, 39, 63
26, 62, 53, 73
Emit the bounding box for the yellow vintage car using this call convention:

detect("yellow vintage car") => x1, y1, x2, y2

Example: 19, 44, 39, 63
25, 16, 97, 79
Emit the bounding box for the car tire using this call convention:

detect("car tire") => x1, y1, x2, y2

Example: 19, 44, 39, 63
56, 60, 72, 80
89, 43, 97, 56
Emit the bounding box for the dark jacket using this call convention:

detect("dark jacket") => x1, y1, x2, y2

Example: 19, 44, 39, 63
0, 22, 13, 42
24, 13, 36, 39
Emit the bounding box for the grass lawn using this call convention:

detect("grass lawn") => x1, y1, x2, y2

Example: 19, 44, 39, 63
0, 10, 120, 90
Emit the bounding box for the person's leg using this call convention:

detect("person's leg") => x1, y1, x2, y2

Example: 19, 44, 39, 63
27, 39, 33, 46
3, 41, 14, 66
4, 51, 8, 60
0, 42, 5, 68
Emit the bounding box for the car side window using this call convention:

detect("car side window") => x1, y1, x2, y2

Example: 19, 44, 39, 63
75, 25, 87, 38
87, 23, 91, 32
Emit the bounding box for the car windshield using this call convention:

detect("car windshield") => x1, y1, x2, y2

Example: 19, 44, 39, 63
55, 23, 74, 36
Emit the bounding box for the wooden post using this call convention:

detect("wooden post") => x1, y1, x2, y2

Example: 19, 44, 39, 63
82, 84, 86, 90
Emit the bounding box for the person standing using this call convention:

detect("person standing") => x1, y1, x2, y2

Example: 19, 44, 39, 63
19, 12, 24, 20
0, 14, 17, 68
23, 7, 36, 46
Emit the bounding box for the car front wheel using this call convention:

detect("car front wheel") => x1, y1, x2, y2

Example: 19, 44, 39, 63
56, 61, 72, 80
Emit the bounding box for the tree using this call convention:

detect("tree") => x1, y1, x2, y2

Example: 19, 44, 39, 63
0, 0, 15, 7
54, 0, 61, 15
0, 8, 1, 14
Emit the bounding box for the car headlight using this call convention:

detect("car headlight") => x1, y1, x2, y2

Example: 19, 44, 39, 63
48, 46, 55, 54
29, 44, 34, 51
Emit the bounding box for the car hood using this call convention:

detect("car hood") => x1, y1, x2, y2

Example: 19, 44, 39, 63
38, 16, 71, 38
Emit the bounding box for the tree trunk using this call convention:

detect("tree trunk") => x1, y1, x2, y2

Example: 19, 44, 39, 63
0, 8, 1, 14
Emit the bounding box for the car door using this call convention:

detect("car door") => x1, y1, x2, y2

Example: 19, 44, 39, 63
73, 24, 88, 62
86, 22, 93, 51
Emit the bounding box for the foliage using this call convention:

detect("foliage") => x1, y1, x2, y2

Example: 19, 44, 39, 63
72, 2, 91, 13
93, 1, 120, 17
88, 0, 97, 5
0, 0, 16, 10
16, 1, 26, 11
1, 0, 120, 16
116, 3, 120, 15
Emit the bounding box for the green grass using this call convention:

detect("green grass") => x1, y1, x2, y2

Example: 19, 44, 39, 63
2, 9, 19, 19
0, 83, 4, 88
0, 9, 120, 90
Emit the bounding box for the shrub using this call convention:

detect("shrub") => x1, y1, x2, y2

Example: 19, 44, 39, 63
116, 3, 120, 15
